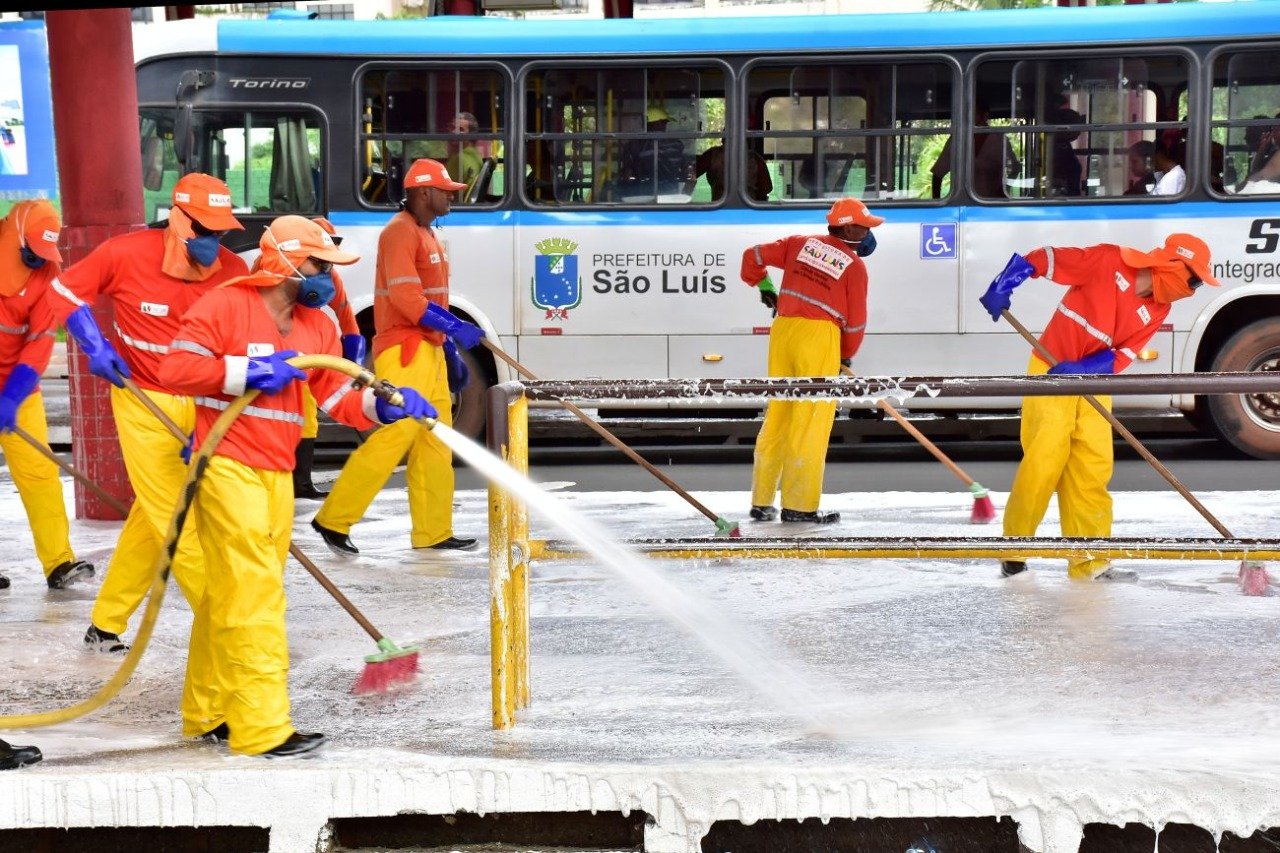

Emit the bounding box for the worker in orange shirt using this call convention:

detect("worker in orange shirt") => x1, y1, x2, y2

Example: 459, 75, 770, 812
160, 215, 435, 757
980, 233, 1218, 580
48, 173, 248, 656
739, 197, 881, 525
0, 200, 94, 591
249, 216, 365, 500
311, 158, 482, 555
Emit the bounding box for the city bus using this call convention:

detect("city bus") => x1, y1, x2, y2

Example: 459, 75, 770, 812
132, 2, 1280, 456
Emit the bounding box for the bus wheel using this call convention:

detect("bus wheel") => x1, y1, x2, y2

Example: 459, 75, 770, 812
1202, 317, 1280, 459
449, 345, 491, 442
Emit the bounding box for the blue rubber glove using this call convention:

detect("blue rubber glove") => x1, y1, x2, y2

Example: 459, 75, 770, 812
341, 333, 367, 366
375, 386, 438, 424
245, 349, 306, 396
979, 253, 1037, 322
1048, 349, 1115, 375
418, 303, 485, 350
0, 364, 40, 433
179, 432, 193, 464
64, 305, 130, 388
442, 338, 469, 394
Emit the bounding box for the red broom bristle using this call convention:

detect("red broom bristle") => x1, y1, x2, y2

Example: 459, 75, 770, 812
969, 494, 998, 524
1238, 563, 1271, 597
352, 651, 421, 695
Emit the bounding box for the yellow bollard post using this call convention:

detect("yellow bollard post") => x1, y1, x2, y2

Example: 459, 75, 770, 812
509, 394, 531, 711
489, 400, 516, 730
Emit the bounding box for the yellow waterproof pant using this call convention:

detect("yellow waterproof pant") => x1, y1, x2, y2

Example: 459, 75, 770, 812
188, 455, 294, 755
301, 386, 318, 440
315, 343, 455, 548
0, 391, 75, 576
751, 316, 840, 513
92, 385, 206, 633
1003, 357, 1114, 580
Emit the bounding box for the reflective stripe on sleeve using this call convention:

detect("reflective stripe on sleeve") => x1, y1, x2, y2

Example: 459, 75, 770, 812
1119, 347, 1137, 360
172, 339, 215, 358
25, 330, 55, 343
50, 277, 87, 308
387, 276, 420, 287
0, 322, 30, 335
780, 288, 846, 325
114, 324, 169, 354
1043, 247, 1055, 280
319, 380, 356, 414
1055, 304, 1114, 347
843, 323, 866, 335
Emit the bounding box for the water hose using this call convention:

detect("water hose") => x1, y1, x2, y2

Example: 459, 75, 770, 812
0, 354, 418, 730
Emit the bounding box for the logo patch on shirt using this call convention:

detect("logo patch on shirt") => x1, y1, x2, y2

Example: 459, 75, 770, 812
795, 237, 853, 280
247, 343, 275, 357
429, 252, 441, 264
139, 302, 169, 317
1137, 305, 1151, 324
1114, 272, 1130, 292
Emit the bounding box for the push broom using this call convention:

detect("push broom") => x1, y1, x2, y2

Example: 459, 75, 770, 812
840, 365, 997, 523
998, 309, 1271, 595
119, 375, 421, 690
479, 339, 741, 537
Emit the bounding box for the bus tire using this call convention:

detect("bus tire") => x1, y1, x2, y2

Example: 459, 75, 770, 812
450, 345, 491, 442
1201, 317, 1280, 460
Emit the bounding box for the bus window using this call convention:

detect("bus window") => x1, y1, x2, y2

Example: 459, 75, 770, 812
524, 64, 726, 206
138, 108, 321, 222
974, 53, 1188, 200
359, 67, 507, 207
746, 60, 953, 204
1212, 48, 1280, 196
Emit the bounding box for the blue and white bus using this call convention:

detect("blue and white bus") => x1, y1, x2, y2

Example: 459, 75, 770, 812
133, 2, 1280, 455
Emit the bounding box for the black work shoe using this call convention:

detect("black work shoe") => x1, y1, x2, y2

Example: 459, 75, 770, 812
780, 508, 840, 524
427, 536, 478, 551
262, 731, 326, 759
292, 438, 327, 500
47, 560, 95, 590
1000, 561, 1028, 578
0, 573, 9, 590
198, 722, 230, 743
0, 738, 42, 770
311, 519, 358, 556
749, 505, 777, 522
84, 625, 130, 654
294, 483, 329, 501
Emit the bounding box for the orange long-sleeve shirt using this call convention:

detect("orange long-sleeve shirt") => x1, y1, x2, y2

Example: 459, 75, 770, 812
0, 263, 58, 382
741, 234, 869, 360
1025, 244, 1168, 373
372, 211, 450, 364
48, 229, 248, 392
159, 284, 377, 472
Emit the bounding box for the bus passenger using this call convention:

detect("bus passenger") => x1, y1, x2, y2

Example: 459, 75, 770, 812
1239, 113, 1280, 191
620, 105, 690, 197
159, 215, 434, 757
1123, 141, 1157, 196
0, 200, 94, 591
1047, 108, 1085, 197
931, 102, 1020, 199
1151, 136, 1186, 196
49, 173, 249, 655
979, 233, 1218, 581
739, 197, 881, 525
693, 144, 773, 202
311, 158, 482, 555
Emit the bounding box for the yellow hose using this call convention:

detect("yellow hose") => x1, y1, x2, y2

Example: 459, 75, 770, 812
0, 354, 426, 730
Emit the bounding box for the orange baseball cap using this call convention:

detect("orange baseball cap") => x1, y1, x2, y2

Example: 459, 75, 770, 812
260, 215, 359, 269
1120, 233, 1220, 287
172, 173, 243, 232
403, 158, 467, 192
826, 197, 884, 228
14, 199, 62, 263
311, 216, 344, 245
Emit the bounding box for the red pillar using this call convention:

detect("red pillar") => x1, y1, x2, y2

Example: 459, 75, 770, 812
603, 0, 633, 18
46, 9, 143, 521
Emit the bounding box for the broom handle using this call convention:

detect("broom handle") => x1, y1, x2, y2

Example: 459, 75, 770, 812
481, 338, 721, 524
121, 375, 388, 640
13, 425, 131, 516
1001, 309, 1234, 539
840, 366, 976, 487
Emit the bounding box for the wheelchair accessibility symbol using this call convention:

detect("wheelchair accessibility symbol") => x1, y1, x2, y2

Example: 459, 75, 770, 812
920, 223, 958, 260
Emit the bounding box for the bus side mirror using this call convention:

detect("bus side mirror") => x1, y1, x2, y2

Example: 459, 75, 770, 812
142, 136, 165, 191
174, 103, 195, 170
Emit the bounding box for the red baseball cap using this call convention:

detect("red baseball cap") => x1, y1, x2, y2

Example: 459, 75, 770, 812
172, 173, 243, 232
826, 197, 884, 228
404, 158, 467, 192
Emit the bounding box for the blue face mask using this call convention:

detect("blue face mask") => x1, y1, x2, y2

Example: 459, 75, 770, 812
856, 230, 877, 258
298, 271, 336, 308
185, 234, 221, 267
19, 245, 46, 269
